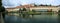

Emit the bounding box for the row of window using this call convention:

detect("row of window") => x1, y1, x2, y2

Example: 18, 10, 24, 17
32, 9, 52, 12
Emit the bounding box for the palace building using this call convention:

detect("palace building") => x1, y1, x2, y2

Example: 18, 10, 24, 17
5, 4, 60, 12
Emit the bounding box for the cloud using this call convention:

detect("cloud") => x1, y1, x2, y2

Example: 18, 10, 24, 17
2, 0, 60, 8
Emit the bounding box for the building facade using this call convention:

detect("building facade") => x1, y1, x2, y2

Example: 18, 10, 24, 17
5, 4, 60, 12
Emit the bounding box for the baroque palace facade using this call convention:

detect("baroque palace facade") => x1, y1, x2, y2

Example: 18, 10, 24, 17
5, 4, 60, 12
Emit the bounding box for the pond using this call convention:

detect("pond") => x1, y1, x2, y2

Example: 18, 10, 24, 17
4, 13, 60, 23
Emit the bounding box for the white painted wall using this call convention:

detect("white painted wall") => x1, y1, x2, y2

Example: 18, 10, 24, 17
30, 7, 59, 12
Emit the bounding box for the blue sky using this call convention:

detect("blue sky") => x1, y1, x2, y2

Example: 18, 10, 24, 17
2, 0, 60, 8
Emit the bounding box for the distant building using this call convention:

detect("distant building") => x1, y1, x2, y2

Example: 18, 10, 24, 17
5, 4, 60, 12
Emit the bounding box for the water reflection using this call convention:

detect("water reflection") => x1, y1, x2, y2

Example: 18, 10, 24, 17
58, 14, 60, 23
5, 13, 59, 23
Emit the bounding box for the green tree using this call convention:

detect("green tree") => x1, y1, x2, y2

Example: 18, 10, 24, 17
32, 10, 36, 13
23, 8, 26, 11
0, 0, 5, 12
0, 0, 5, 19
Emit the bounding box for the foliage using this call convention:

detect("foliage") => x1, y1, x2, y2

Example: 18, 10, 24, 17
32, 10, 36, 12
19, 8, 26, 11
0, 7, 5, 12
23, 8, 26, 11
0, 0, 5, 12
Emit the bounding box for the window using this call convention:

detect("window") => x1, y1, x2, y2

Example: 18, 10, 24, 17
34, 9, 48, 12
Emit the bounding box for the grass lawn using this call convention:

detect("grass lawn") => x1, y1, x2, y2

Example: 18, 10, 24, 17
7, 11, 54, 15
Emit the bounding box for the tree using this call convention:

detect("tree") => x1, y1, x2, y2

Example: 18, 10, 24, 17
32, 10, 35, 12
31, 3, 37, 7
0, 6, 5, 12
23, 8, 26, 11
19, 8, 27, 18
0, 0, 5, 19
0, 0, 5, 12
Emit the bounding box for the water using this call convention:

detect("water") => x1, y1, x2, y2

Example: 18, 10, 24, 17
4, 13, 60, 23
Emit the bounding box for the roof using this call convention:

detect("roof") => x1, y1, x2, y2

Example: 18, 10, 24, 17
6, 4, 59, 9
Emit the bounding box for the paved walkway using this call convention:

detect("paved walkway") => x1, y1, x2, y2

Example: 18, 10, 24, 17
0, 15, 1, 23
0, 13, 4, 23
0, 13, 2, 23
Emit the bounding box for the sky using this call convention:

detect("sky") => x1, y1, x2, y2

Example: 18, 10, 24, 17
2, 0, 60, 8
